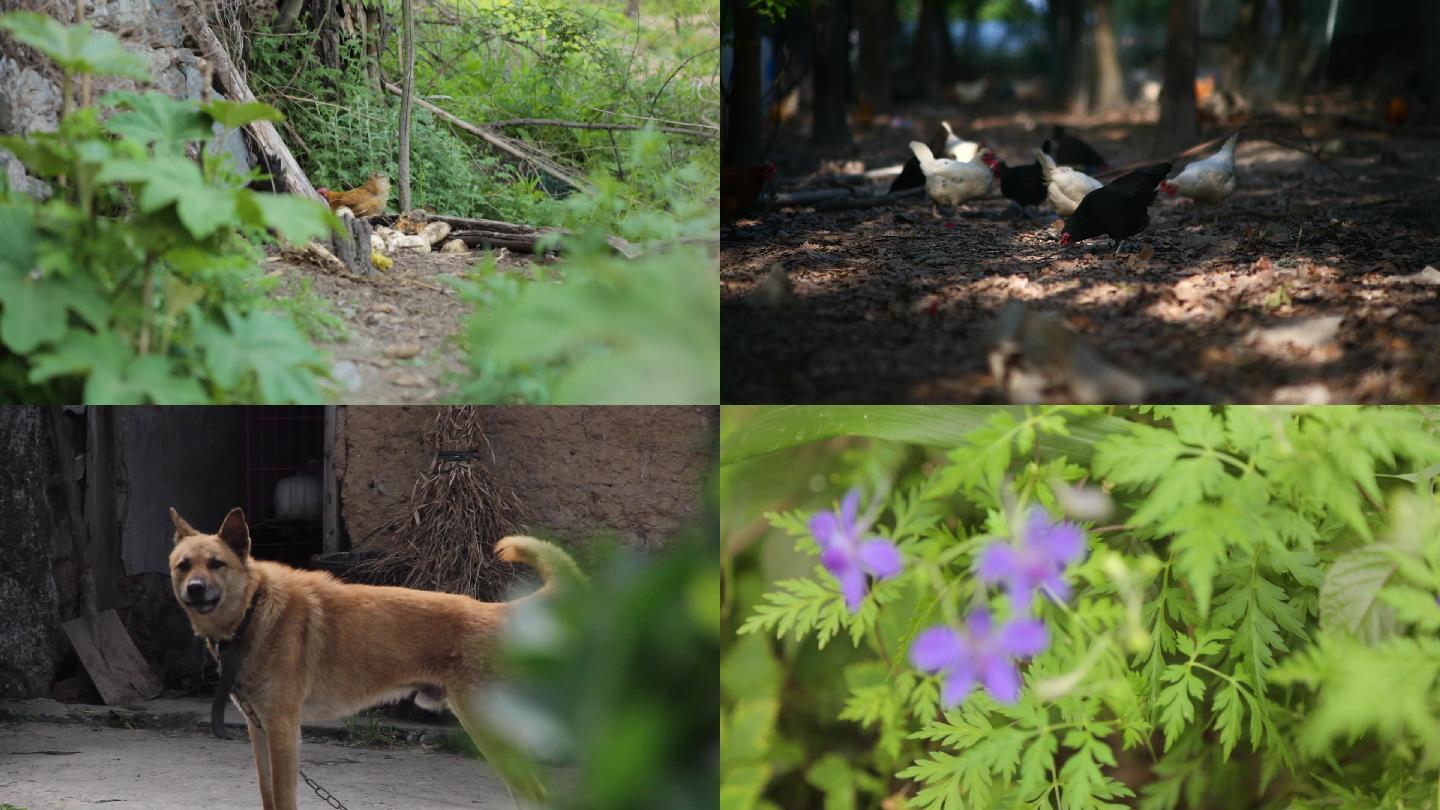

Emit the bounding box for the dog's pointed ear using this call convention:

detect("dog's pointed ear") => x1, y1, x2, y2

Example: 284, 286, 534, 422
217, 508, 251, 559
171, 508, 199, 543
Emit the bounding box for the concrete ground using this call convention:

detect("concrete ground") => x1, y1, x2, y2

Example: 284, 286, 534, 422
0, 699, 520, 809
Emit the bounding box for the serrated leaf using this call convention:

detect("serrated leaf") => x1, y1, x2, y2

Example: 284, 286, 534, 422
1320, 546, 1400, 643
1211, 680, 1244, 760
1093, 424, 1185, 489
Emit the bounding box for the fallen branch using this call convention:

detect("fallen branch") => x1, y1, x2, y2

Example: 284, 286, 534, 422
176, 0, 320, 201
485, 118, 717, 140
774, 188, 853, 207
377, 211, 640, 258
382, 82, 593, 193
816, 187, 925, 211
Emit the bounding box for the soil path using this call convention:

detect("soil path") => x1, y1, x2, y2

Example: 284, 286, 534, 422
271, 248, 540, 404
722, 112, 1440, 403
0, 721, 517, 809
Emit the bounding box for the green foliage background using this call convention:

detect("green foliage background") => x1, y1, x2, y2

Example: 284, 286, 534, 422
721, 405, 1440, 809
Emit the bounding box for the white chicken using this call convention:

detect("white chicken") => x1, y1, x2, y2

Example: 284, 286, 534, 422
1160, 132, 1239, 221
909, 141, 993, 218
953, 77, 990, 104
1036, 149, 1102, 217
940, 121, 986, 163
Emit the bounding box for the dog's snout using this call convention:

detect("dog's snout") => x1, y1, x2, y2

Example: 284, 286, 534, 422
185, 581, 208, 598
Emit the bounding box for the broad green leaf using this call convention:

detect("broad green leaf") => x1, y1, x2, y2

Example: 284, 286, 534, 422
1319, 546, 1400, 643
84, 355, 207, 404
28, 330, 127, 382
0, 12, 149, 79
200, 99, 285, 129
0, 272, 70, 352
102, 91, 213, 151
0, 132, 73, 177
0, 203, 36, 278
722, 698, 778, 765
96, 156, 208, 214
721, 406, 1130, 466
249, 192, 340, 244
719, 761, 772, 810
175, 186, 240, 240
196, 309, 328, 403
804, 753, 856, 810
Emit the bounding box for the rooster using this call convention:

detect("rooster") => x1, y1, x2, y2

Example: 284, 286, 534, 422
909, 141, 993, 218
1159, 132, 1239, 223
317, 172, 391, 218
1060, 163, 1171, 255
1036, 148, 1100, 218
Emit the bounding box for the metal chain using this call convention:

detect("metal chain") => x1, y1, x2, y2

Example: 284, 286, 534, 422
230, 689, 354, 810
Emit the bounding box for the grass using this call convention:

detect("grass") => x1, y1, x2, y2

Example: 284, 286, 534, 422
343, 714, 406, 748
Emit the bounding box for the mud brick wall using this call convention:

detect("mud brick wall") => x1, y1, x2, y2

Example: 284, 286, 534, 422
337, 406, 715, 549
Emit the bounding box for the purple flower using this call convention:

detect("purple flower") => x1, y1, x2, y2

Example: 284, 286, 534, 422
910, 610, 1049, 706
810, 489, 903, 613
976, 509, 1086, 611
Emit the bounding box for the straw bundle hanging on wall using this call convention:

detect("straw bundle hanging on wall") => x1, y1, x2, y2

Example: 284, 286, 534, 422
356, 407, 525, 599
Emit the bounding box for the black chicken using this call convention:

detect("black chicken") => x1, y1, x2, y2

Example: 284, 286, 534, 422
1060, 162, 1172, 255
1045, 126, 1109, 172
984, 154, 1046, 217
889, 125, 951, 193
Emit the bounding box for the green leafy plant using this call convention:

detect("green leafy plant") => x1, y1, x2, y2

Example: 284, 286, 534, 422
0, 12, 338, 402
446, 129, 716, 404
722, 405, 1440, 810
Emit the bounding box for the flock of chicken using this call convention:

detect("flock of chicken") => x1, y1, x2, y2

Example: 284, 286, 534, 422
893, 123, 1240, 255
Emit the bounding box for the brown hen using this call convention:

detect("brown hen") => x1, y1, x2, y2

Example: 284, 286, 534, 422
317, 172, 391, 218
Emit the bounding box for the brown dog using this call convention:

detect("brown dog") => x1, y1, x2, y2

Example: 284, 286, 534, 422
169, 506, 578, 810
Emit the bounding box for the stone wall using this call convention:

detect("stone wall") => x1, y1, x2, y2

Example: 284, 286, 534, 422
0, 0, 250, 197
0, 408, 64, 697
337, 406, 716, 550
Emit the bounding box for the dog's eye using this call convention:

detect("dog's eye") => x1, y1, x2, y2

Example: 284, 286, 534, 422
176, 559, 191, 572
207, 558, 225, 570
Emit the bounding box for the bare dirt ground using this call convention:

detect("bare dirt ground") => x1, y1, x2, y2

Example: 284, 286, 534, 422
0, 721, 515, 809
269, 248, 542, 404
721, 106, 1440, 403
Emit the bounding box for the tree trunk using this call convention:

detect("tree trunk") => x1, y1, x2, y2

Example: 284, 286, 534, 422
1274, 0, 1309, 96
855, 0, 892, 112
934, 0, 953, 85
810, 0, 851, 148
397, 0, 414, 210
1049, 0, 1083, 107
1223, 0, 1263, 95
959, 0, 981, 78
1157, 0, 1198, 152
724, 0, 765, 164
1091, 0, 1125, 111
912, 0, 942, 99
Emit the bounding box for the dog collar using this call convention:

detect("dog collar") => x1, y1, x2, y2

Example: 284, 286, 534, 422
209, 584, 262, 739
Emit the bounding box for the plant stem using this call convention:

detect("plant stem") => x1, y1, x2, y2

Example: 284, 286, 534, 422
138, 260, 154, 356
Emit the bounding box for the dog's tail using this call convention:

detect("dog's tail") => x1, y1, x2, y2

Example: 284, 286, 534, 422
495, 535, 583, 598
